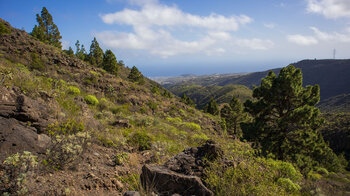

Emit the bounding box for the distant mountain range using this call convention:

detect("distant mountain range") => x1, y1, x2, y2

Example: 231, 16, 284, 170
159, 59, 350, 111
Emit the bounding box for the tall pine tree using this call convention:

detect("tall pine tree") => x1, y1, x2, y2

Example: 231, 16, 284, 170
103, 50, 118, 75
88, 37, 104, 67
242, 65, 343, 172
220, 96, 246, 138
204, 98, 219, 115
128, 66, 143, 83
31, 7, 62, 48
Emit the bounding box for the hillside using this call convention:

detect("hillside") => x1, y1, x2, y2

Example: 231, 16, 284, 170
163, 59, 350, 102
1, 18, 350, 196
318, 93, 350, 113
0, 18, 222, 195
168, 84, 252, 109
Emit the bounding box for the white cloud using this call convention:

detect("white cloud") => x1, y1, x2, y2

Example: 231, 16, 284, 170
287, 34, 318, 45
101, 3, 252, 31
310, 26, 350, 42
287, 26, 350, 45
97, 0, 273, 57
307, 0, 350, 19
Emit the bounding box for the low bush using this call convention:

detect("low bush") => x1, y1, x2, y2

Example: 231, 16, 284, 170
84, 95, 99, 105
183, 122, 201, 131
66, 86, 80, 96
277, 178, 301, 193
45, 120, 90, 170
127, 131, 152, 151
0, 151, 38, 195
112, 152, 129, 166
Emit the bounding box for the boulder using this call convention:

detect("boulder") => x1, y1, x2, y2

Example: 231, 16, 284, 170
164, 140, 222, 177
0, 117, 51, 161
0, 87, 52, 161
140, 140, 222, 195
140, 164, 214, 196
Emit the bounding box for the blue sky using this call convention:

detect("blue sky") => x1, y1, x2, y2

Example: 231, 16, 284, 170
1, 0, 350, 76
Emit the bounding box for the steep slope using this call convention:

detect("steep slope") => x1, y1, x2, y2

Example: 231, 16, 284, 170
0, 18, 222, 195
318, 93, 350, 113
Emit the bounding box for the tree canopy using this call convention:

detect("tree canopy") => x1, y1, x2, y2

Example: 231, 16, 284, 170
128, 66, 143, 83
242, 65, 344, 172
88, 37, 104, 67
103, 50, 118, 75
220, 96, 246, 138
31, 7, 62, 48
204, 98, 219, 115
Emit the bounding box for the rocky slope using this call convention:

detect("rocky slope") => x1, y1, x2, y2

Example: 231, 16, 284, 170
0, 18, 223, 195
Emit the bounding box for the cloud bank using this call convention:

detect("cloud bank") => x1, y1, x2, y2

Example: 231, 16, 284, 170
97, 0, 273, 58
307, 0, 350, 19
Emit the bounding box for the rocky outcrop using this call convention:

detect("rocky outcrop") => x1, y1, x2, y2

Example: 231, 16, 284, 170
140, 140, 222, 195
0, 86, 52, 161
141, 164, 213, 196
165, 139, 222, 177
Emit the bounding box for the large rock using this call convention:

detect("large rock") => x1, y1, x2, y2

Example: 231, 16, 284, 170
0, 117, 51, 161
140, 140, 222, 195
164, 140, 222, 177
0, 87, 52, 161
140, 164, 214, 196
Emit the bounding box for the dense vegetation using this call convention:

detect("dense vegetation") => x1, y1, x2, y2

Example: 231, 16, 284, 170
0, 9, 349, 195
243, 65, 345, 173
168, 84, 252, 109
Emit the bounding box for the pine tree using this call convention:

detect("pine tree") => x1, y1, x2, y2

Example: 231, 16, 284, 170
242, 65, 343, 172
31, 7, 62, 48
75, 40, 86, 60
180, 93, 195, 107
204, 98, 219, 115
88, 37, 104, 67
220, 96, 246, 137
103, 50, 118, 75
64, 46, 74, 56
128, 66, 143, 83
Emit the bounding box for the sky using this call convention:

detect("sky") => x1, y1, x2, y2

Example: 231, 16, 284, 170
1, 0, 350, 76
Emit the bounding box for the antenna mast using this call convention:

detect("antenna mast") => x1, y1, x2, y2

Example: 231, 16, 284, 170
333, 48, 336, 59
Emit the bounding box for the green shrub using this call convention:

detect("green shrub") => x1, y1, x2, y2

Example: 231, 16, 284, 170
66, 86, 80, 96
84, 95, 99, 105
315, 167, 329, 176
166, 117, 182, 124
307, 171, 322, 180
112, 152, 129, 166
46, 120, 90, 170
30, 53, 45, 71
48, 119, 84, 135
267, 159, 303, 182
191, 133, 209, 143
276, 178, 301, 193
1, 151, 38, 195
0, 23, 11, 35
183, 122, 201, 131
127, 131, 152, 151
